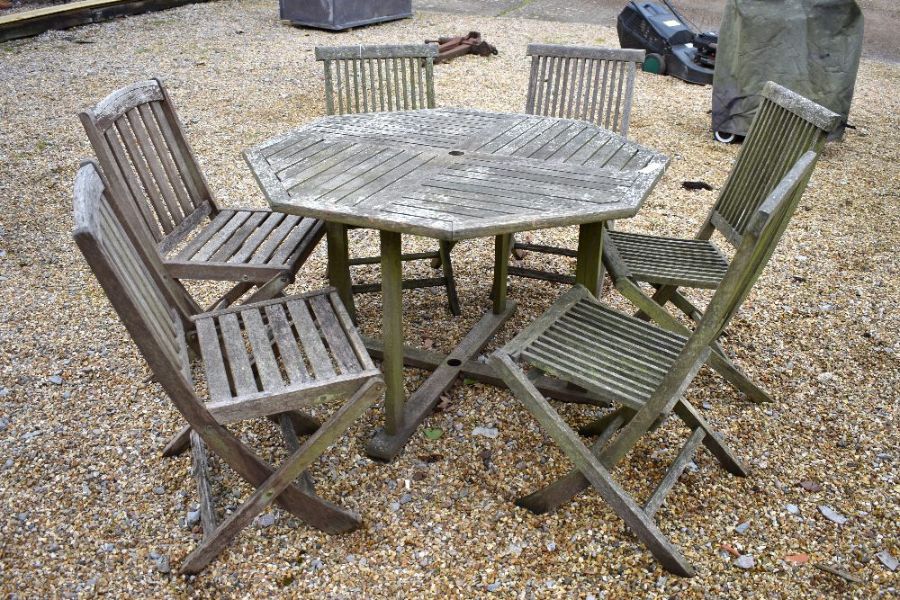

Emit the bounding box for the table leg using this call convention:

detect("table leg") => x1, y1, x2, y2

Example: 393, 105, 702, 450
326, 223, 355, 322
379, 230, 405, 436
493, 233, 511, 314
575, 222, 605, 297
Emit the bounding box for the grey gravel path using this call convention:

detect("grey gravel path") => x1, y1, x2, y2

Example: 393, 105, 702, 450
0, 0, 897, 597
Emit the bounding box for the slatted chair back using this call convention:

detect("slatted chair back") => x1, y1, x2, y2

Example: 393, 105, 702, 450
524, 44, 645, 137
79, 79, 216, 252
658, 152, 819, 409
705, 81, 841, 247
73, 159, 248, 453
315, 44, 438, 115
73, 160, 192, 387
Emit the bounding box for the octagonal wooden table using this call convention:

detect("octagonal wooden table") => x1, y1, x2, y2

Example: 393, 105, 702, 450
245, 108, 668, 461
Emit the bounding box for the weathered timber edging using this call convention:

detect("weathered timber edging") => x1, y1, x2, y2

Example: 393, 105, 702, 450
0, 0, 210, 43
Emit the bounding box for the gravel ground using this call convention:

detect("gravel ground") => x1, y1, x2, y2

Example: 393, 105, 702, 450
1, 1, 898, 597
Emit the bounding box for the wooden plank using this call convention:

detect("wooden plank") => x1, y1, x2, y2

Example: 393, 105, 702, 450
0, 0, 211, 43
205, 372, 375, 424
195, 317, 232, 401
328, 291, 376, 371
241, 308, 284, 391
644, 427, 706, 518
126, 107, 186, 224
285, 299, 337, 380
190, 431, 217, 538
217, 313, 257, 397
308, 294, 361, 374
264, 303, 310, 385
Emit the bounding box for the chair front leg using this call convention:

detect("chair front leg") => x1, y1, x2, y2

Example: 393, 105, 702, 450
179, 378, 384, 574
491, 352, 696, 577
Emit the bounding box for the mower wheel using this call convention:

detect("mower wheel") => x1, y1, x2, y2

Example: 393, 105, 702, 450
714, 130, 738, 144
642, 53, 666, 75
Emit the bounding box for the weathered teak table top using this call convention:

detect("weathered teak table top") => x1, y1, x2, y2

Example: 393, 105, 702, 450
245, 108, 668, 241
245, 109, 668, 462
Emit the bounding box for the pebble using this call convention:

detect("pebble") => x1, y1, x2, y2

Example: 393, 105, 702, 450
257, 514, 276, 528
155, 555, 171, 574
399, 493, 413, 505
186, 510, 201, 527
734, 555, 756, 569
100, 543, 114, 553
0, 417, 8, 431
472, 426, 499, 438
735, 521, 751, 534
48, 375, 63, 385
487, 582, 500, 592
875, 551, 898, 572
152, 486, 164, 495
785, 504, 800, 515
819, 505, 848, 524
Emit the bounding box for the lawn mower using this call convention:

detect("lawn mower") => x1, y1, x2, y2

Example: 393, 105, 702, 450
617, 1, 717, 86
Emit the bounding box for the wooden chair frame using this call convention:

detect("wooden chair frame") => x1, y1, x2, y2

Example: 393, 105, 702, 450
315, 44, 460, 315
491, 152, 820, 575
508, 44, 645, 286
603, 82, 842, 403
73, 161, 384, 573
79, 78, 325, 312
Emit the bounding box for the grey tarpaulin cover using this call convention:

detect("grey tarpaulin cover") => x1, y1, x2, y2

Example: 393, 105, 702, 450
712, 0, 863, 139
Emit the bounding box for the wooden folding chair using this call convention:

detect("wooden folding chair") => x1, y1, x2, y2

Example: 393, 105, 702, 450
491, 152, 820, 575
315, 44, 460, 315
73, 160, 384, 573
603, 81, 841, 403
507, 44, 645, 286
79, 79, 325, 311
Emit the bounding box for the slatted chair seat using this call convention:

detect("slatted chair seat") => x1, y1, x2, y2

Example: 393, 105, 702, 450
517, 294, 688, 408
603, 82, 842, 404
73, 160, 384, 574
193, 291, 373, 422
315, 44, 460, 316
80, 79, 325, 311
606, 229, 729, 288
492, 151, 823, 575
165, 209, 323, 282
